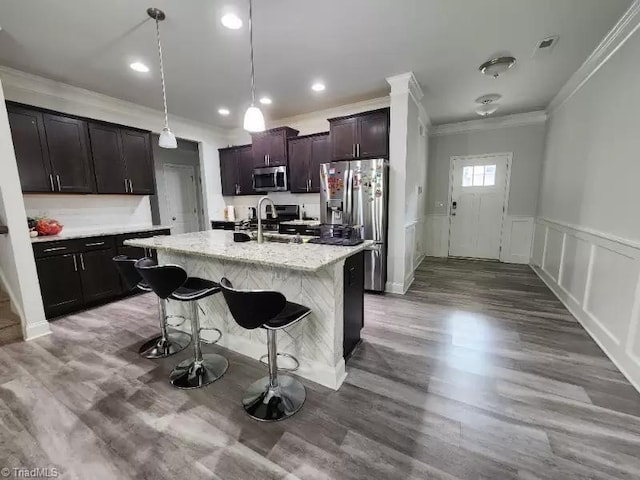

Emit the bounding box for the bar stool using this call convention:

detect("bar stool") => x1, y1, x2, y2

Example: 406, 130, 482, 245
135, 258, 229, 389
113, 255, 190, 358
219, 277, 311, 422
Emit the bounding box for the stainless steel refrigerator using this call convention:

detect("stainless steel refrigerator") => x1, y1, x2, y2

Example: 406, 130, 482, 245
320, 159, 389, 292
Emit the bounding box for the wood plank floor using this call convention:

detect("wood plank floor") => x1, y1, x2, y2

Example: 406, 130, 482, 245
1, 258, 639, 479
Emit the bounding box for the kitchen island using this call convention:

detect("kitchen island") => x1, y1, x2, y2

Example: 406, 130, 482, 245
126, 230, 372, 389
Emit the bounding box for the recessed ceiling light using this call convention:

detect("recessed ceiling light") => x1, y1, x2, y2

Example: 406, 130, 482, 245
259, 97, 272, 105
311, 82, 326, 92
130, 62, 149, 73
218, 108, 230, 116
221, 13, 243, 30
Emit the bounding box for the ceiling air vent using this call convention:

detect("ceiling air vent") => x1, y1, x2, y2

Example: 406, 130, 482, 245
533, 35, 559, 57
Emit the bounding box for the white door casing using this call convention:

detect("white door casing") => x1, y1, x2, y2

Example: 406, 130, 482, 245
448, 153, 512, 259
162, 163, 200, 234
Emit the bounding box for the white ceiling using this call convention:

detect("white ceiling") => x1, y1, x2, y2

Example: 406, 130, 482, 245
0, 0, 632, 128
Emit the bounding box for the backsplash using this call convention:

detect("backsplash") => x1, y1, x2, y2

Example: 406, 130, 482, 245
223, 192, 320, 220
23, 194, 153, 232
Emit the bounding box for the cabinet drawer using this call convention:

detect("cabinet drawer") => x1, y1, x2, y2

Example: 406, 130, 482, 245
78, 236, 115, 252
33, 240, 81, 259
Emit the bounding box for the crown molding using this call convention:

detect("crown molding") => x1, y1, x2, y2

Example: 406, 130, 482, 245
0, 65, 232, 139
269, 96, 390, 128
547, 0, 640, 114
430, 111, 547, 137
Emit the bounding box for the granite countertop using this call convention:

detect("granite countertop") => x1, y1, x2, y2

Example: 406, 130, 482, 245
125, 230, 373, 272
31, 225, 171, 243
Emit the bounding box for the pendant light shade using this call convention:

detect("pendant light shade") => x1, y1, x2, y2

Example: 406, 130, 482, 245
148, 8, 177, 149
243, 0, 266, 133
243, 106, 265, 132
159, 127, 177, 148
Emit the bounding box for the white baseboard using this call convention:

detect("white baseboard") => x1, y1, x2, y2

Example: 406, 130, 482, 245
531, 218, 640, 394
24, 320, 52, 341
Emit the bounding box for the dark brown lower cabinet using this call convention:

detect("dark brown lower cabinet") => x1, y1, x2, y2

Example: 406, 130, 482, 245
34, 229, 170, 319
79, 248, 121, 303
343, 251, 364, 359
36, 254, 84, 318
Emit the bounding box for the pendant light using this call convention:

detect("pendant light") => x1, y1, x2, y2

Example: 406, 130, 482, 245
148, 7, 177, 148
243, 0, 265, 132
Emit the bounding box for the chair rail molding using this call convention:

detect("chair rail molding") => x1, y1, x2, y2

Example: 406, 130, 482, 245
547, 0, 640, 114
531, 217, 640, 393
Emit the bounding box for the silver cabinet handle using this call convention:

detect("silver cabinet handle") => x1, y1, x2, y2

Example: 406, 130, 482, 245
72, 254, 78, 272
79, 253, 85, 271
56, 175, 61, 191
49, 174, 55, 191
357, 144, 360, 157
128, 179, 133, 192
352, 144, 356, 158
264, 154, 267, 165
124, 178, 129, 193
85, 241, 105, 247
309, 178, 312, 189
43, 246, 67, 253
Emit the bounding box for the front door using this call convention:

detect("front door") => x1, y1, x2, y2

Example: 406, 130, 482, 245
163, 164, 200, 234
448, 154, 510, 259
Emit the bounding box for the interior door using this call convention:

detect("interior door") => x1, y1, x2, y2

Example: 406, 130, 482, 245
448, 155, 510, 259
163, 164, 200, 234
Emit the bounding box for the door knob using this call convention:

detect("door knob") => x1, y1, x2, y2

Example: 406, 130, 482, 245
172, 217, 177, 221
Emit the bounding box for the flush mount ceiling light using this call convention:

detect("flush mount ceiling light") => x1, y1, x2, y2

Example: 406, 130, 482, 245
130, 62, 150, 73
218, 108, 230, 116
475, 93, 502, 104
476, 103, 499, 117
259, 96, 272, 105
148, 7, 177, 149
221, 13, 243, 30
479, 56, 516, 78
243, 0, 265, 132
311, 82, 326, 92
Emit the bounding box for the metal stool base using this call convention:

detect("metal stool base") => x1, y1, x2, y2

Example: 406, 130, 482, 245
242, 375, 306, 422
138, 331, 191, 359
169, 353, 228, 389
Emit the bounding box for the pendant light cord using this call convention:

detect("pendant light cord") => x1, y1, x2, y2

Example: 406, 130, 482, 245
248, 0, 256, 106
154, 16, 170, 129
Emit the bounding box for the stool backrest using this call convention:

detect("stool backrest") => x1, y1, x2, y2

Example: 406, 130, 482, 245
219, 277, 286, 330
113, 255, 143, 291
135, 257, 187, 299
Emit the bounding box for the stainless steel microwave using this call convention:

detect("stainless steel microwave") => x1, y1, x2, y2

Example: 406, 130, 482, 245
253, 165, 288, 192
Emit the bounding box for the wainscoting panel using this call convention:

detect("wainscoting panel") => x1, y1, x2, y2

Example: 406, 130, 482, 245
532, 217, 640, 393
559, 233, 591, 305
425, 214, 449, 257
543, 227, 564, 281
500, 216, 534, 264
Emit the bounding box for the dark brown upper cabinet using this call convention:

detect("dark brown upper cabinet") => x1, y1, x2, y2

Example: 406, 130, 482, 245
328, 108, 390, 161
251, 127, 299, 167
288, 133, 329, 193
219, 144, 254, 196
120, 129, 155, 194
42, 113, 96, 193
89, 123, 155, 195
6, 104, 52, 193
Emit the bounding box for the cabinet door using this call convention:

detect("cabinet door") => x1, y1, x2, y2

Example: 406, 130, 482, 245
43, 113, 95, 193
357, 111, 389, 159
288, 138, 311, 193
79, 248, 122, 303
343, 251, 364, 359
309, 135, 330, 193
6, 104, 53, 193
251, 134, 270, 166
36, 254, 83, 318
88, 123, 127, 194
329, 117, 358, 161
219, 149, 239, 195
266, 131, 288, 166
237, 147, 256, 195
121, 129, 155, 194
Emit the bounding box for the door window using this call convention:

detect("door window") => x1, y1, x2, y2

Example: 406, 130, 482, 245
462, 164, 496, 187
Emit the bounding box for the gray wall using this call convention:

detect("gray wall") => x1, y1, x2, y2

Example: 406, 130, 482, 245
151, 136, 202, 227
428, 123, 546, 216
